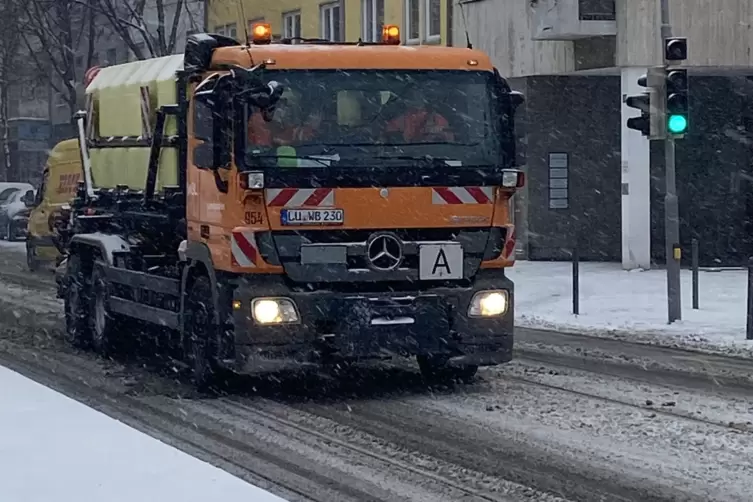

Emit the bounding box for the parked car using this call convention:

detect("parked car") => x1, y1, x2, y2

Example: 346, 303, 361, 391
0, 188, 35, 241
0, 183, 34, 203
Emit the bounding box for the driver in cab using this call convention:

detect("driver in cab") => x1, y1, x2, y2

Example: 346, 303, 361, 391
383, 88, 454, 143
247, 96, 322, 147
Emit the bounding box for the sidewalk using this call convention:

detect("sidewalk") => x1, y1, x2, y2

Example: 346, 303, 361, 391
507, 261, 751, 356
0, 365, 286, 502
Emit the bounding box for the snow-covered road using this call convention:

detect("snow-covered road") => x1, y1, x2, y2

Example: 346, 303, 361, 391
1, 255, 752, 501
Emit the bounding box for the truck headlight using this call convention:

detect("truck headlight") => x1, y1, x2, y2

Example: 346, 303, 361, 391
468, 290, 509, 317
251, 297, 299, 324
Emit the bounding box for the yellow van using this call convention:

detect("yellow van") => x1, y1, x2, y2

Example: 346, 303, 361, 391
25, 139, 81, 271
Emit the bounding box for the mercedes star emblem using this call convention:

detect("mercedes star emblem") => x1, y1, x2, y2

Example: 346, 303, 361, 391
366, 233, 403, 271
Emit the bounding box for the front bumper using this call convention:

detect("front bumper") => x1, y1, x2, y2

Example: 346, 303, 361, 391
228, 269, 514, 373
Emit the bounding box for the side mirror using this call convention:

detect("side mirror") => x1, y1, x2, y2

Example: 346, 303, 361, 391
193, 143, 215, 169
267, 81, 284, 105
22, 191, 35, 207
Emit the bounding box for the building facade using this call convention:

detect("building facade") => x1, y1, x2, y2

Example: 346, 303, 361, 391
456, 0, 753, 267
208, 0, 450, 45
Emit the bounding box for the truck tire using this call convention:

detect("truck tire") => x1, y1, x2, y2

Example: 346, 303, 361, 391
64, 254, 92, 348
417, 355, 478, 383
89, 264, 122, 357
184, 275, 223, 392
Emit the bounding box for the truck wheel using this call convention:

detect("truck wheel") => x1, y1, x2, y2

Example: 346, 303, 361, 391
184, 276, 222, 392
89, 265, 121, 357
417, 355, 478, 383
63, 255, 92, 348
26, 243, 39, 272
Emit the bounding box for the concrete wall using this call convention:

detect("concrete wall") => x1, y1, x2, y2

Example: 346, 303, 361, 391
522, 76, 622, 261
452, 0, 574, 77
650, 76, 753, 267
617, 0, 753, 67
513, 73, 753, 267
458, 0, 753, 77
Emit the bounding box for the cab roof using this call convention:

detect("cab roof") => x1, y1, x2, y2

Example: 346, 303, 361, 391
211, 44, 494, 71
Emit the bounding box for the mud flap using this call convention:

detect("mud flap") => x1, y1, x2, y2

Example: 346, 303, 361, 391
330, 296, 451, 357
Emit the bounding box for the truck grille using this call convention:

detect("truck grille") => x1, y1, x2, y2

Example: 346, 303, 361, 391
259, 227, 506, 285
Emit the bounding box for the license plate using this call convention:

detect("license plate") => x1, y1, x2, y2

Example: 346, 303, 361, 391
281, 209, 344, 226
419, 243, 464, 280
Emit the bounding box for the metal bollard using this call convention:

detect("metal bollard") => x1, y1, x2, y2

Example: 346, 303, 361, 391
691, 238, 699, 309
572, 245, 580, 316
747, 257, 753, 340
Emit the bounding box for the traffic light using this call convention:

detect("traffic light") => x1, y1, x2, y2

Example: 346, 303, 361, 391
665, 69, 688, 135
625, 74, 651, 137
664, 37, 687, 61
664, 37, 688, 136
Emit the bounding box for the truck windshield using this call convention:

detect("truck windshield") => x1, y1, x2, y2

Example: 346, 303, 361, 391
244, 69, 507, 167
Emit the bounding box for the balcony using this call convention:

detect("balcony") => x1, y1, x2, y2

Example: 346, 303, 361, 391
530, 0, 616, 41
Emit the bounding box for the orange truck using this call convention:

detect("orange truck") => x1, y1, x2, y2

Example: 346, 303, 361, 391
58, 24, 525, 389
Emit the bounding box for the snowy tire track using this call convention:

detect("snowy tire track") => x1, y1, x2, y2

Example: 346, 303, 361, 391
504, 359, 753, 432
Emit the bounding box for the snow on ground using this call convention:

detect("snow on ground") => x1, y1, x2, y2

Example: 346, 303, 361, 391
0, 365, 287, 502
0, 279, 62, 314
418, 377, 753, 501
508, 260, 753, 355
0, 240, 25, 253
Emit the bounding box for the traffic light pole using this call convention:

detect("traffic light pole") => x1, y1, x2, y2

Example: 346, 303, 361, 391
660, 0, 682, 323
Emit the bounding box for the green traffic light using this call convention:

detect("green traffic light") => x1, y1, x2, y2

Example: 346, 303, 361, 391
668, 114, 687, 134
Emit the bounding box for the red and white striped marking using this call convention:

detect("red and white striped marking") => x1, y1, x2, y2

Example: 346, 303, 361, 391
502, 227, 516, 260
432, 187, 494, 205
265, 188, 334, 207
231, 230, 259, 268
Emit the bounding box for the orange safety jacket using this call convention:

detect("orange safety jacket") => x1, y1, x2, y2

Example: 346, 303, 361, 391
384, 109, 454, 142
248, 112, 318, 147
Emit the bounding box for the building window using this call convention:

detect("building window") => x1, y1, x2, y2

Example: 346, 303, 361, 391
283, 11, 302, 41
425, 0, 441, 41
578, 0, 616, 21
215, 23, 238, 39
361, 0, 384, 42
405, 0, 420, 43
320, 3, 341, 42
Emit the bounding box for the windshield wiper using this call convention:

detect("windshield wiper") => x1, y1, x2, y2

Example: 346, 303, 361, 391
379, 141, 482, 147
370, 154, 462, 167
245, 154, 334, 168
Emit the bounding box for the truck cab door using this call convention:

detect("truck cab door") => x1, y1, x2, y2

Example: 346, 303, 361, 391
187, 80, 234, 244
